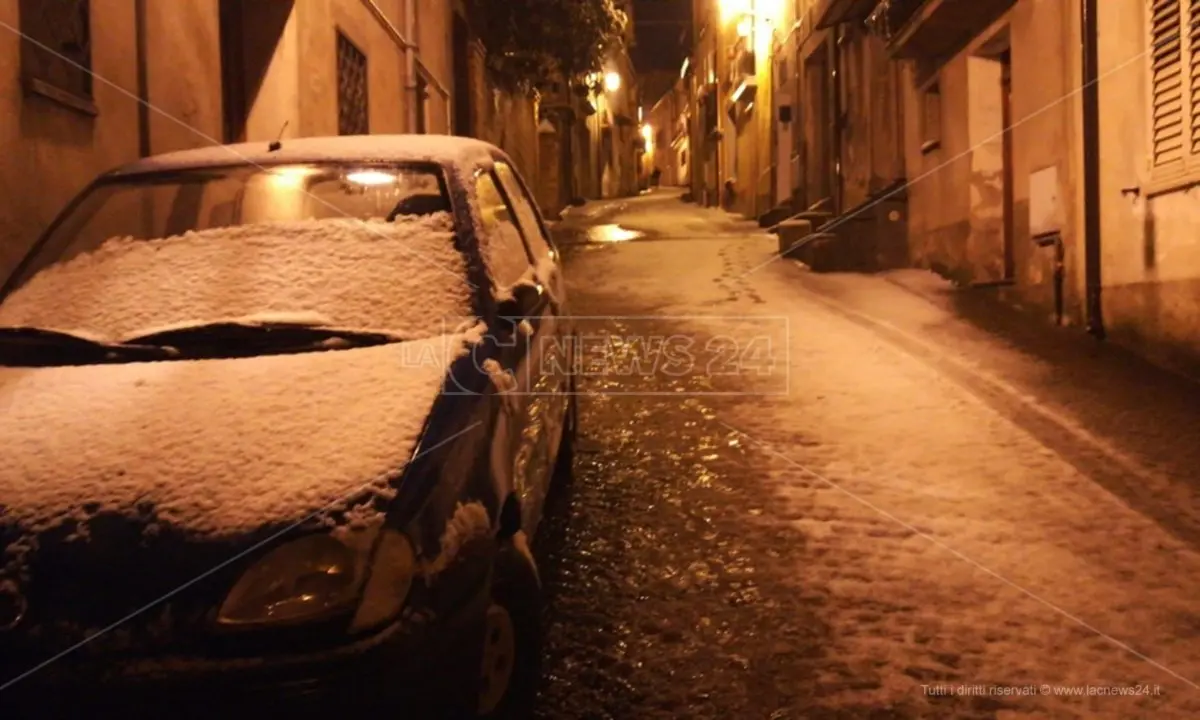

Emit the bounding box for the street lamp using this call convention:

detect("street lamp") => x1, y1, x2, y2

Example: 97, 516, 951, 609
641, 124, 654, 151
718, 0, 752, 24
604, 71, 622, 92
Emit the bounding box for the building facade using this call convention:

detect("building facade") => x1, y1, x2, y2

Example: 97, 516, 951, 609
1, 0, 462, 282
689, 0, 793, 217
534, 2, 641, 217
676, 1, 1199, 370
642, 71, 691, 188
1094, 0, 1200, 369
861, 0, 1200, 372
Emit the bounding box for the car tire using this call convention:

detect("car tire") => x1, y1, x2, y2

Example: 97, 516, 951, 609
476, 533, 542, 719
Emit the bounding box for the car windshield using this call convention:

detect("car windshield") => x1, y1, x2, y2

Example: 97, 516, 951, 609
0, 163, 475, 361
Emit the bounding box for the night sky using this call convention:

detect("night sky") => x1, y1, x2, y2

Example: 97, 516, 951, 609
631, 0, 693, 72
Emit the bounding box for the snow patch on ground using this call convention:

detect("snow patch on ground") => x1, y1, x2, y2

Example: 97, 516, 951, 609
0, 214, 471, 341
561, 193, 1200, 717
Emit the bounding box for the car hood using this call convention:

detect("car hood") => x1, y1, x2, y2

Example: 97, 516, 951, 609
0, 332, 474, 580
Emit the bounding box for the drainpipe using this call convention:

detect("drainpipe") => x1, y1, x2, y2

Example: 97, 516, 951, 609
404, 0, 419, 132
1081, 0, 1104, 337
831, 26, 844, 214
134, 0, 150, 156
360, 0, 420, 131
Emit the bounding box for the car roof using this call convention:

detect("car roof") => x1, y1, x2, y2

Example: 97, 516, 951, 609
108, 134, 502, 177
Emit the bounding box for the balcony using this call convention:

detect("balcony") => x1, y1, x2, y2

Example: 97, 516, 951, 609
727, 41, 757, 106
876, 0, 1017, 60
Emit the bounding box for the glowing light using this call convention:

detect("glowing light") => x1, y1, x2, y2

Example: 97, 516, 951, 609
718, 0, 752, 24
757, 0, 784, 23
641, 124, 654, 151
604, 71, 622, 92
680, 57, 690, 78
268, 166, 319, 189
736, 16, 753, 37
638, 106, 644, 122
345, 170, 397, 186
587, 224, 642, 243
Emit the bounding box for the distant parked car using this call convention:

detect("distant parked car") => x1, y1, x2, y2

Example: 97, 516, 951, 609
0, 135, 575, 718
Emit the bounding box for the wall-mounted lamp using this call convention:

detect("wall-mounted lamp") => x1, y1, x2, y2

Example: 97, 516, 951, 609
604, 71, 622, 92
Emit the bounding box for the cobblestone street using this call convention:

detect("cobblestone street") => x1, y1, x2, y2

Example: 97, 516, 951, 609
533, 191, 1200, 719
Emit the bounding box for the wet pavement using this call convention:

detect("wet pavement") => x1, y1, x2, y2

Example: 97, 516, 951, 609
533, 201, 965, 719
532, 190, 1200, 719
531, 312, 834, 720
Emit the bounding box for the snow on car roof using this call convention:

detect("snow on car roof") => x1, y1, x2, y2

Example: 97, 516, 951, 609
111, 134, 500, 176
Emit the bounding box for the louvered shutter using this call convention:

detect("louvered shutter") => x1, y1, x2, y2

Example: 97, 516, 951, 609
1189, 0, 1200, 153
1151, 0, 1185, 166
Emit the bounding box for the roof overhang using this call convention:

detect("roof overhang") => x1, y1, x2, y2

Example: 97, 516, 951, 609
888, 0, 1016, 59
815, 0, 878, 29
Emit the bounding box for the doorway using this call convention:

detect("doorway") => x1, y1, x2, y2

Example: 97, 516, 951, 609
218, 0, 247, 143
774, 52, 793, 208
803, 42, 832, 209
218, 0, 293, 143
967, 30, 1014, 282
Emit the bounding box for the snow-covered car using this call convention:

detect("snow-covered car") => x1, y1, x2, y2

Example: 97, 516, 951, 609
0, 135, 575, 717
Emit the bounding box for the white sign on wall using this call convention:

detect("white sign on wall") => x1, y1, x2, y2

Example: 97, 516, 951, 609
1029, 164, 1061, 239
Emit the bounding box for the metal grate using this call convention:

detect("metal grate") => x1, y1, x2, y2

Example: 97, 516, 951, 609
19, 0, 93, 100
336, 30, 369, 135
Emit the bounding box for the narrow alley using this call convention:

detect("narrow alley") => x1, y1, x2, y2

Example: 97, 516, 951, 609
535, 189, 1200, 719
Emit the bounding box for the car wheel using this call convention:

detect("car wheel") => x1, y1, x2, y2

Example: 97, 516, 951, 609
476, 533, 542, 719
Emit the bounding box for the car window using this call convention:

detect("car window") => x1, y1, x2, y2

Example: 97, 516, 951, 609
474, 171, 533, 287
0, 164, 472, 346
494, 162, 553, 262
3, 165, 453, 292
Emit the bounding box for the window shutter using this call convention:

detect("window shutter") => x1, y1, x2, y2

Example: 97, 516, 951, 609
1190, 0, 1200, 153
1151, 0, 1185, 166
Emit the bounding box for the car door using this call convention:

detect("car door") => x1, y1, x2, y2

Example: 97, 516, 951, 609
473, 168, 555, 538
491, 161, 571, 535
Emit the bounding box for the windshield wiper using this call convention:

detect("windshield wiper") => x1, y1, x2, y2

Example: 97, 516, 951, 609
0, 326, 175, 366
121, 320, 406, 356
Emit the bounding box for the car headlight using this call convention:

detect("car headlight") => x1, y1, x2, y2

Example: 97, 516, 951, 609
349, 528, 418, 632
216, 529, 418, 631
217, 534, 366, 627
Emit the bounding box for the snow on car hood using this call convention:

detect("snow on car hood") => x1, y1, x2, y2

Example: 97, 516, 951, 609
0, 213, 473, 341
0, 330, 478, 578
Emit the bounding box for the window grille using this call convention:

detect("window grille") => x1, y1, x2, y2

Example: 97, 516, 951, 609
337, 31, 369, 135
